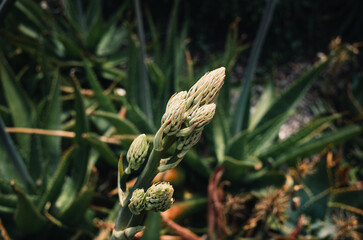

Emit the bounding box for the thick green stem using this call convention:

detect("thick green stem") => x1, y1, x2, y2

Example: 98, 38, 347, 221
113, 148, 161, 232
112, 136, 177, 237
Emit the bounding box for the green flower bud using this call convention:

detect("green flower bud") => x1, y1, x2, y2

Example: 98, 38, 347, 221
126, 134, 149, 174
145, 182, 174, 212
128, 189, 146, 215
165, 91, 187, 110
187, 103, 216, 131
161, 91, 187, 136
185, 67, 225, 113
176, 131, 202, 158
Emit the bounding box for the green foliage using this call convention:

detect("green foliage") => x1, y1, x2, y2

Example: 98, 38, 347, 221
12, 185, 47, 234
0, 0, 361, 239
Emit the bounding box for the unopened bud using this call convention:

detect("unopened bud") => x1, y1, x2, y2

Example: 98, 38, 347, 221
145, 182, 174, 212
128, 189, 146, 215
161, 91, 187, 135
187, 103, 216, 131
165, 91, 187, 110
126, 134, 149, 173
176, 131, 203, 158
185, 67, 225, 113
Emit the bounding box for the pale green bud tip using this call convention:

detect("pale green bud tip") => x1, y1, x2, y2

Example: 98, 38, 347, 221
186, 67, 225, 110
165, 91, 187, 110
188, 103, 216, 131
145, 182, 174, 212
161, 91, 187, 135
127, 134, 149, 171
128, 189, 146, 215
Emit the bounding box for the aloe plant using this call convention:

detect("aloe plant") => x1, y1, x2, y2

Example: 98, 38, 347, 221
0, 0, 362, 239
0, 54, 96, 238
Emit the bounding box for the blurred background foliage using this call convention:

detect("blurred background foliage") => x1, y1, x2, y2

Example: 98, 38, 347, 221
0, 0, 362, 239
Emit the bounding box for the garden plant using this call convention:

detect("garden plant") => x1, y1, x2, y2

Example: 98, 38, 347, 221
0, 0, 362, 239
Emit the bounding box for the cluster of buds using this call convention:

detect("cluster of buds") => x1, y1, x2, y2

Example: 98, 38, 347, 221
128, 182, 174, 215
124, 67, 224, 217
156, 67, 225, 170
113, 67, 225, 240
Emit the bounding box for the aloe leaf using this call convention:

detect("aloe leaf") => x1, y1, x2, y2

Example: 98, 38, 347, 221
223, 20, 242, 71
0, 131, 21, 186
101, 66, 127, 81
249, 78, 275, 130
85, 16, 104, 51
84, 148, 101, 188
85, 0, 102, 26
256, 59, 330, 129
0, 116, 35, 193
247, 111, 292, 156
227, 112, 290, 160
259, 114, 340, 159
126, 33, 140, 106
63, 0, 86, 35
134, 0, 153, 123
173, 23, 188, 92
53, 32, 83, 59
0, 105, 10, 117
125, 103, 156, 134
96, 24, 127, 57
145, 7, 161, 63
14, 0, 48, 30
41, 70, 62, 176
57, 184, 94, 226
232, 0, 278, 135
222, 156, 262, 182
243, 170, 286, 188
83, 60, 117, 113
183, 150, 212, 178
146, 60, 165, 93
71, 76, 89, 191
0, 52, 33, 160
212, 107, 230, 163
274, 125, 363, 166
92, 111, 140, 135
330, 189, 363, 215
0, 193, 17, 208
226, 130, 248, 160
95, 23, 116, 56
84, 133, 118, 167
28, 133, 43, 182
163, 0, 179, 70
297, 158, 330, 219
13, 185, 47, 234
156, 0, 180, 120
0, 205, 14, 215
18, 24, 39, 40
37, 146, 76, 210
219, 20, 248, 113
84, 0, 103, 49
0, 176, 12, 193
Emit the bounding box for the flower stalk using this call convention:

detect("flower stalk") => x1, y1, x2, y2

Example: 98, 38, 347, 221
111, 67, 225, 240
